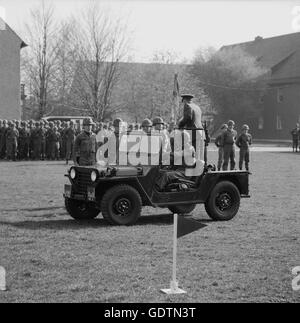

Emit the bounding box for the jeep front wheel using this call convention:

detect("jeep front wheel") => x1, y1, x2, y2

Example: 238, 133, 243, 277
65, 198, 100, 220
101, 185, 142, 225
168, 204, 196, 215
205, 181, 240, 221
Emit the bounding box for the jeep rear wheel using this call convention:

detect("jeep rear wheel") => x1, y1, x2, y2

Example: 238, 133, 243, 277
205, 181, 240, 221
101, 185, 142, 225
65, 198, 100, 220
168, 204, 196, 215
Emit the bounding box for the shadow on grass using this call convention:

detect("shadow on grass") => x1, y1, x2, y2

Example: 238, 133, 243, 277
1, 206, 64, 212
0, 213, 212, 230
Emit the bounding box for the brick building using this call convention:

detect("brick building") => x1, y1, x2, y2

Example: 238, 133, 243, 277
222, 32, 300, 139
0, 18, 27, 120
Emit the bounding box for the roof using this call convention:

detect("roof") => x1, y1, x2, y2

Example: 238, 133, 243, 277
0, 17, 27, 49
221, 32, 300, 83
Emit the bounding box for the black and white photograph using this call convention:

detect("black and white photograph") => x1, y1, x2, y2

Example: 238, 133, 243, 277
0, 0, 299, 306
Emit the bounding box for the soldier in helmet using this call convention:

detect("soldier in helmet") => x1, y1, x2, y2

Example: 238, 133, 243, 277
291, 123, 300, 152
28, 120, 35, 159
18, 121, 30, 160
60, 121, 68, 160
40, 121, 47, 160
220, 120, 237, 171
31, 121, 44, 160
215, 123, 228, 171
152, 116, 170, 154
73, 118, 97, 166
236, 124, 252, 171
6, 121, 19, 161
0, 120, 6, 159
141, 118, 152, 135
65, 120, 76, 165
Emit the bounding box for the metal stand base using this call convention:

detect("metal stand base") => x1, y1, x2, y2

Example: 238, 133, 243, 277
161, 280, 186, 295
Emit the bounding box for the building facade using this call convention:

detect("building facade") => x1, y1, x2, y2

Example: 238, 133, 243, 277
0, 18, 27, 120
223, 32, 300, 139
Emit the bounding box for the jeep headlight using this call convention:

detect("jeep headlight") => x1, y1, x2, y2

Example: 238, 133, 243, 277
70, 168, 76, 179
91, 171, 98, 182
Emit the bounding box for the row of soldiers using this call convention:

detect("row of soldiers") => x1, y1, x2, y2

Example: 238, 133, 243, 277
0, 119, 78, 162
0, 117, 174, 163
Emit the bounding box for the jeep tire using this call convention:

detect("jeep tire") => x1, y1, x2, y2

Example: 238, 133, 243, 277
168, 204, 196, 215
205, 181, 240, 221
101, 185, 142, 225
65, 198, 100, 220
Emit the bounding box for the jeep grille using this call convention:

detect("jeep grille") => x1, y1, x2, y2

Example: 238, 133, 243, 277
73, 170, 91, 195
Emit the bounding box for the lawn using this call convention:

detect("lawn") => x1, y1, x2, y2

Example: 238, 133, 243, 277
0, 148, 299, 303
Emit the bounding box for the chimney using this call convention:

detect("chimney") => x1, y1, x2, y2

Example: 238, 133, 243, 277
255, 36, 263, 41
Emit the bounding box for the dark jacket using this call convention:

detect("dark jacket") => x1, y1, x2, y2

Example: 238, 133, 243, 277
178, 102, 202, 129
74, 131, 97, 166
236, 133, 252, 149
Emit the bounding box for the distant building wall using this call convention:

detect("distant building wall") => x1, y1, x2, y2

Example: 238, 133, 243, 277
248, 83, 300, 139
0, 24, 24, 120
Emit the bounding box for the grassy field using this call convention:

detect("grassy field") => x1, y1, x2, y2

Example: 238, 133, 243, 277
0, 148, 299, 303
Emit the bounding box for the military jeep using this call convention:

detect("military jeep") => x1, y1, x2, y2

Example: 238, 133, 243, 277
64, 162, 250, 225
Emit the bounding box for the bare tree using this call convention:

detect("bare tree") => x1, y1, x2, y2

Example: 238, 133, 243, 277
70, 3, 130, 121
22, 1, 59, 118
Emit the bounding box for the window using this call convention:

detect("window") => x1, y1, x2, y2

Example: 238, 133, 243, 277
258, 116, 264, 130
277, 89, 284, 103
276, 115, 282, 130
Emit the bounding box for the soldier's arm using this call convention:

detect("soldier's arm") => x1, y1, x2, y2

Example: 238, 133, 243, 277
215, 134, 221, 147
249, 134, 252, 145
73, 135, 81, 164
178, 104, 192, 128
235, 135, 241, 148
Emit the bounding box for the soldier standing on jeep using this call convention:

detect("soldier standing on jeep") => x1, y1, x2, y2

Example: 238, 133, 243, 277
221, 120, 237, 171
73, 118, 97, 166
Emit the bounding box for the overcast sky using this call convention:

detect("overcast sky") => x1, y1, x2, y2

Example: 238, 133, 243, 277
1, 0, 300, 62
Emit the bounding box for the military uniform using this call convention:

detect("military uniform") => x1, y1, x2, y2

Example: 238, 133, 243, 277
74, 118, 97, 166
221, 121, 237, 171
0, 120, 8, 159
31, 123, 44, 160
236, 125, 252, 171
65, 123, 76, 163
6, 123, 19, 161
18, 122, 30, 160
291, 125, 300, 152
215, 124, 228, 171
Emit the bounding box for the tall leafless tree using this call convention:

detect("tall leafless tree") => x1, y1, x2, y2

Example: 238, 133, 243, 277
70, 3, 130, 121
22, 1, 59, 118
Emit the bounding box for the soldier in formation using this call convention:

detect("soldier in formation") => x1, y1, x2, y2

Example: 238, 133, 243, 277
291, 123, 300, 152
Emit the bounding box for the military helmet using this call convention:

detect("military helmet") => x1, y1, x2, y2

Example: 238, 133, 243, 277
82, 117, 95, 126
152, 116, 164, 126
49, 121, 54, 127
220, 123, 228, 130
113, 118, 123, 128
141, 118, 152, 127
242, 124, 249, 130
228, 120, 235, 126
